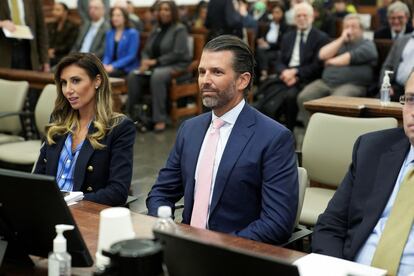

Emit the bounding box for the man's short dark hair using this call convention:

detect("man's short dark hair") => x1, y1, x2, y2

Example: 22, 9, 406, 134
203, 35, 255, 95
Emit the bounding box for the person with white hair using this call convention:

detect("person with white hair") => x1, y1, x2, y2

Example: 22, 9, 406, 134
253, 2, 329, 131
298, 13, 378, 126
375, 1, 412, 40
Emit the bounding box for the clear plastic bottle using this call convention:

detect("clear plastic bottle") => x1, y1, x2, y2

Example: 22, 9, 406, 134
48, 224, 74, 276
380, 70, 393, 106
153, 206, 176, 232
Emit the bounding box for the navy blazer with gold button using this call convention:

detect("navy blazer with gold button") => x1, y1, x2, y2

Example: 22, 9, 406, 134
34, 117, 136, 206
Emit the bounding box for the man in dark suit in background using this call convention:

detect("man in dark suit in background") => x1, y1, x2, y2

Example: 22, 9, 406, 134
72, 0, 110, 59
0, 0, 49, 71
254, 2, 329, 131
146, 35, 298, 245
312, 71, 414, 276
374, 1, 412, 40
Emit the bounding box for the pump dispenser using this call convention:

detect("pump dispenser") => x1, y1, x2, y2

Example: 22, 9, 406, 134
380, 70, 393, 106
48, 224, 74, 276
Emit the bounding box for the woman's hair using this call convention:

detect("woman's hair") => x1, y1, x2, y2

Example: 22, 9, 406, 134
47, 52, 123, 149
110, 6, 131, 29
156, 0, 179, 24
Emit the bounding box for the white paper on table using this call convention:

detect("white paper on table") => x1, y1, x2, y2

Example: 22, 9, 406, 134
64, 191, 84, 205
2, 25, 33, 40
294, 253, 387, 276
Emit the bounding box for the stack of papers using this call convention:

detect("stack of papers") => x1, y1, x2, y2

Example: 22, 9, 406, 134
294, 253, 387, 276
63, 191, 84, 205
2, 25, 33, 40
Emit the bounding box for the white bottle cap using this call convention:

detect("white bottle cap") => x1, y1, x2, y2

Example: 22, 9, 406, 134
157, 206, 172, 218
53, 224, 74, 253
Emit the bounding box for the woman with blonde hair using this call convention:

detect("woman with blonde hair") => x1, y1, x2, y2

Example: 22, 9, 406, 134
34, 52, 136, 206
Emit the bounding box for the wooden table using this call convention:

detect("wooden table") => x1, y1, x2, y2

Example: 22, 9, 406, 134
1, 201, 306, 275
0, 68, 127, 112
303, 96, 403, 124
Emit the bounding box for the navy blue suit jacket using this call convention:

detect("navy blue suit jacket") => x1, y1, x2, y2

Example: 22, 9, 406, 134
34, 117, 136, 206
312, 128, 409, 260
275, 27, 329, 84
146, 104, 298, 244
103, 28, 140, 73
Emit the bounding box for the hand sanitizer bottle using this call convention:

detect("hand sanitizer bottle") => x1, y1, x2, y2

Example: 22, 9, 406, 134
380, 70, 393, 106
48, 224, 74, 276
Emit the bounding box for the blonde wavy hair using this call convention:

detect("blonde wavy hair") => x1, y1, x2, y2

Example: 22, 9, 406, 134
46, 53, 124, 149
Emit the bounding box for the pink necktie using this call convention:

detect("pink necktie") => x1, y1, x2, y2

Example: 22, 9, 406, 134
191, 118, 225, 228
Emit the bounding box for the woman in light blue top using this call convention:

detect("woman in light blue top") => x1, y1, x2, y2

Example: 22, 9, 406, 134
34, 53, 136, 206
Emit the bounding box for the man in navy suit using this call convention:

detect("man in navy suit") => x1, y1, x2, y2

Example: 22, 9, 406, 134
312, 71, 414, 275
146, 35, 298, 245
254, 2, 329, 131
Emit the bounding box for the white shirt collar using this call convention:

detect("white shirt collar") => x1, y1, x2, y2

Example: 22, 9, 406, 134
211, 99, 245, 126
296, 27, 311, 42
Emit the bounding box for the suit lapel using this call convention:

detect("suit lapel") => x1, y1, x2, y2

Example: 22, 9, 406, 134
46, 135, 66, 176
209, 105, 256, 215
73, 125, 96, 191
73, 139, 94, 191
351, 134, 410, 255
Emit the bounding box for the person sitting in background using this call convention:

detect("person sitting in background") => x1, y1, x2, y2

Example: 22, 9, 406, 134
34, 53, 135, 206
126, 0, 191, 132
285, 0, 305, 26
375, 1, 412, 40
72, 0, 110, 59
102, 7, 139, 78
47, 2, 79, 67
126, 0, 144, 31
298, 14, 378, 126
332, 0, 355, 19
379, 16, 414, 101
312, 70, 414, 276
251, 1, 270, 25
313, 0, 337, 38
377, 0, 393, 28
192, 0, 208, 30
254, 2, 329, 131
256, 3, 288, 82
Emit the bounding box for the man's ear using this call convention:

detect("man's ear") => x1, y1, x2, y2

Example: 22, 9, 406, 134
237, 72, 251, 91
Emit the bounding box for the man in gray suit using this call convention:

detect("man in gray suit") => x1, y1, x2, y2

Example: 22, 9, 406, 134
71, 0, 109, 59
380, 17, 414, 101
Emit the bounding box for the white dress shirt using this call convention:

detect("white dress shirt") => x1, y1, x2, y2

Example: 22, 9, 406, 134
289, 28, 311, 68
80, 18, 105, 53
